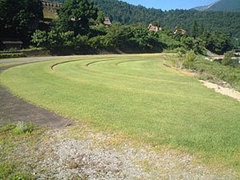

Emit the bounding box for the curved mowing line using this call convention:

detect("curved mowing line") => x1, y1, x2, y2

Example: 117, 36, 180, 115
115, 58, 160, 66
51, 59, 83, 71
48, 57, 233, 103
51, 57, 119, 71
53, 58, 195, 86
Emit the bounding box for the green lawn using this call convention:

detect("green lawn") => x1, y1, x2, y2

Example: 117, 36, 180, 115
1, 54, 240, 173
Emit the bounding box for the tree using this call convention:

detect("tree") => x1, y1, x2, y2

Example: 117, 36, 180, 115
104, 24, 132, 48
97, 11, 105, 24
222, 51, 234, 66
31, 30, 48, 48
0, 0, 43, 43
191, 20, 198, 39
205, 32, 233, 54
57, 0, 98, 35
198, 23, 205, 37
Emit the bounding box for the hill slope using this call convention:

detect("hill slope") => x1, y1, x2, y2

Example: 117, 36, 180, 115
194, 2, 217, 11
194, 0, 240, 12
208, 0, 240, 11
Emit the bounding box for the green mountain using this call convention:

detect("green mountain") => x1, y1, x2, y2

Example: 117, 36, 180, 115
193, 2, 217, 11
209, 0, 240, 11
49, 0, 240, 38
195, 0, 240, 12
92, 0, 240, 38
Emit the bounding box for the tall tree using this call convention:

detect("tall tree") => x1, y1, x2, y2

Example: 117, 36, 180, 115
191, 20, 198, 39
0, 0, 43, 43
57, 0, 98, 35
97, 11, 105, 24
198, 23, 205, 37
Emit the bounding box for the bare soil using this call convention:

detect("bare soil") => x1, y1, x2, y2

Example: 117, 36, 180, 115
200, 80, 240, 102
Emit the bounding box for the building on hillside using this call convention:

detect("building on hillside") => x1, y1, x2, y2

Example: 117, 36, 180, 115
234, 49, 240, 57
148, 24, 162, 32
103, 17, 112, 25
41, 0, 63, 18
174, 27, 187, 35
41, 0, 63, 8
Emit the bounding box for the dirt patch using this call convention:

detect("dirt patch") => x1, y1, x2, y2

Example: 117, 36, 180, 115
200, 80, 240, 102
0, 64, 72, 128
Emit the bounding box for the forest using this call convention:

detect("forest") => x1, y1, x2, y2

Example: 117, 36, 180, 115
93, 0, 240, 38
48, 0, 240, 38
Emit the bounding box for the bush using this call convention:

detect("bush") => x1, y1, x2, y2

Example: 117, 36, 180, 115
157, 33, 181, 50
73, 35, 89, 50
31, 30, 48, 48
191, 57, 240, 90
0, 53, 26, 59
89, 35, 106, 49
60, 31, 75, 48
183, 50, 196, 68
222, 51, 234, 66
11, 121, 35, 135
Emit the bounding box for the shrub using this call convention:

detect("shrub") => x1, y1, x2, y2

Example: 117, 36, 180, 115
88, 35, 106, 49
60, 31, 75, 48
183, 50, 196, 68
11, 121, 35, 135
191, 57, 240, 90
0, 53, 26, 59
222, 51, 234, 66
73, 35, 89, 50
31, 30, 48, 48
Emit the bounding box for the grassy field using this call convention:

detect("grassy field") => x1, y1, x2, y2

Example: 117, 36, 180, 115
0, 54, 240, 173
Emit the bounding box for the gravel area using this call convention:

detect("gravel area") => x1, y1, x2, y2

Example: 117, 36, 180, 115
1, 124, 236, 179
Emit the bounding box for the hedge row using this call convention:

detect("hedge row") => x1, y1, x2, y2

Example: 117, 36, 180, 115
0, 53, 26, 59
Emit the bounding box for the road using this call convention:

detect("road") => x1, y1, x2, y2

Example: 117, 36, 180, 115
0, 59, 73, 128
0, 56, 72, 63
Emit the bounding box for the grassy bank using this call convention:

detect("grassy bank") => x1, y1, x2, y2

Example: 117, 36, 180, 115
192, 57, 240, 91
0, 54, 239, 174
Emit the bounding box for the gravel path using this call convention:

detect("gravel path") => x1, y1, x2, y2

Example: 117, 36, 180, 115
2, 126, 236, 179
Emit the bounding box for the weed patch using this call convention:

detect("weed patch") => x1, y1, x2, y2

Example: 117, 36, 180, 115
11, 121, 35, 135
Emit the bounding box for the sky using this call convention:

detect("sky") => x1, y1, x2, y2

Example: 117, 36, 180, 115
121, 0, 217, 10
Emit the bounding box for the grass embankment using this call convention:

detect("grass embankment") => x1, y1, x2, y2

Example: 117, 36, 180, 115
192, 58, 240, 91
0, 54, 239, 174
